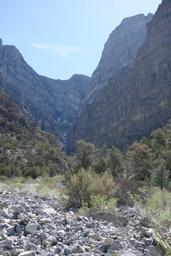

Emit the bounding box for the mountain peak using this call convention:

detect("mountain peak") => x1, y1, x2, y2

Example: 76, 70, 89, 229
152, 0, 171, 22
0, 44, 25, 63
121, 13, 153, 25
147, 13, 153, 18
70, 74, 90, 81
88, 13, 153, 95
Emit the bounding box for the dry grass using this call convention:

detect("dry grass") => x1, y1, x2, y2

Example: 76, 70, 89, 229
0, 175, 64, 197
131, 187, 171, 254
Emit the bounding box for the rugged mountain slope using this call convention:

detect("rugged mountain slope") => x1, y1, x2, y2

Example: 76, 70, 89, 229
0, 88, 68, 177
0, 88, 28, 135
88, 13, 153, 97
68, 0, 171, 152
0, 43, 90, 144
0, 13, 153, 150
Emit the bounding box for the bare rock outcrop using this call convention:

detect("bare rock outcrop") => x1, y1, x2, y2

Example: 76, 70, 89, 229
68, 0, 171, 152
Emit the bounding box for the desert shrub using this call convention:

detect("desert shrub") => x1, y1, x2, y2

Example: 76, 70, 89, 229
90, 195, 117, 212
130, 187, 171, 252
131, 187, 171, 225
66, 168, 115, 209
145, 188, 171, 223
166, 251, 171, 256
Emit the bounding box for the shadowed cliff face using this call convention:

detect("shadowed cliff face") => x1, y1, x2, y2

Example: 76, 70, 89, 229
68, 0, 171, 152
0, 44, 90, 144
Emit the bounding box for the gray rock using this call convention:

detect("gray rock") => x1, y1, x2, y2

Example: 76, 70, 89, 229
18, 251, 36, 256
0, 209, 11, 218
25, 223, 39, 234
72, 245, 85, 254
24, 242, 37, 251
0, 239, 12, 250
0, 250, 10, 256
120, 251, 137, 256
64, 246, 72, 255
0, 189, 162, 256
39, 217, 52, 225
11, 248, 25, 255
14, 223, 25, 234
6, 226, 15, 236
144, 245, 163, 256
103, 238, 114, 247
89, 233, 102, 241
11, 205, 26, 217
57, 229, 66, 237
110, 240, 123, 251
144, 238, 153, 246
46, 235, 57, 246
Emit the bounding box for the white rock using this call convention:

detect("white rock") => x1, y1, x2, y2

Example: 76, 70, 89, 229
25, 223, 38, 234
18, 251, 36, 256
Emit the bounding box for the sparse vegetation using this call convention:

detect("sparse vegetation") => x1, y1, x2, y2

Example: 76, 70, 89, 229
0, 175, 64, 197
0, 89, 68, 178
65, 168, 115, 210
130, 187, 171, 224
64, 124, 171, 248
130, 187, 171, 251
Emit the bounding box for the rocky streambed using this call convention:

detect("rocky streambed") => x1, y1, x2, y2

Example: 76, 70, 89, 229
0, 190, 163, 256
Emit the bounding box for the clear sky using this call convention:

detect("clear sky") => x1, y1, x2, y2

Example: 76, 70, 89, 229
1, 0, 162, 80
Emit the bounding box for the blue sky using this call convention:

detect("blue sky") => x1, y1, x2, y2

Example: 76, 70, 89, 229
1, 0, 161, 79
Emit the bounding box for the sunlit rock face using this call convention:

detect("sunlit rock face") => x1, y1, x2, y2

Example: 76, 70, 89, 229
88, 13, 153, 98
68, 0, 171, 152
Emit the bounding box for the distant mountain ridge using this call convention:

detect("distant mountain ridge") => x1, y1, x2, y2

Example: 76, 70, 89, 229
67, 0, 171, 152
0, 43, 90, 145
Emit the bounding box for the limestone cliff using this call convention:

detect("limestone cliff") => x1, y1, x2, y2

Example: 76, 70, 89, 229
88, 13, 153, 98
68, 0, 171, 152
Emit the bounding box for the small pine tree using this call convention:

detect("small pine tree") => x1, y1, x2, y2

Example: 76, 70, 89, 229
151, 159, 169, 190
76, 140, 95, 169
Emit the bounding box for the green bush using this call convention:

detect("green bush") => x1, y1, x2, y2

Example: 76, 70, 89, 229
66, 168, 115, 209
90, 194, 117, 212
